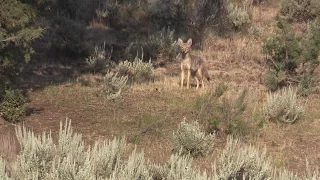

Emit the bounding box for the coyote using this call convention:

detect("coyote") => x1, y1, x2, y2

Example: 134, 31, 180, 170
177, 38, 210, 89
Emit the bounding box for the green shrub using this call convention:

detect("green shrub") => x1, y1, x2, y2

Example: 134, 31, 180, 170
207, 89, 249, 136
194, 87, 250, 136
207, 118, 221, 134
148, 0, 220, 42
265, 71, 283, 92
264, 86, 304, 123
172, 120, 215, 157
100, 71, 128, 100
194, 93, 210, 111
280, 0, 320, 22
0, 75, 9, 101
51, 17, 90, 60
214, 81, 228, 97
118, 56, 154, 84
56, 0, 91, 21
148, 0, 179, 29
216, 136, 272, 179
0, 0, 43, 82
297, 18, 320, 95
263, 18, 301, 75
263, 17, 320, 91
0, 89, 27, 123
95, 0, 148, 29
298, 72, 313, 96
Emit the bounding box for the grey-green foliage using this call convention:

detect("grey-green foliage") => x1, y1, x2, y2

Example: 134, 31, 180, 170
110, 148, 151, 180
13, 119, 86, 179
225, 0, 253, 30
118, 56, 154, 84
273, 161, 320, 180
264, 86, 304, 123
274, 168, 300, 180
173, 120, 215, 157
86, 42, 115, 71
5, 119, 320, 180
101, 71, 128, 100
125, 27, 179, 61
0, 89, 27, 123
12, 119, 128, 180
88, 137, 127, 178
166, 153, 210, 180
305, 167, 320, 180
14, 122, 55, 179
50, 119, 88, 179
216, 136, 272, 180
148, 163, 168, 180
0, 158, 10, 180
148, 152, 210, 180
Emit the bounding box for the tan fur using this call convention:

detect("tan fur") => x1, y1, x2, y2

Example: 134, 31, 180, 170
177, 38, 210, 89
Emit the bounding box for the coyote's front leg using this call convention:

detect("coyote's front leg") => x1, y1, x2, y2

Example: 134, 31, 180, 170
181, 65, 185, 89
187, 69, 191, 89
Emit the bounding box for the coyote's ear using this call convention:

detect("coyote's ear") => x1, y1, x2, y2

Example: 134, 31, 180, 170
177, 38, 183, 45
187, 38, 192, 46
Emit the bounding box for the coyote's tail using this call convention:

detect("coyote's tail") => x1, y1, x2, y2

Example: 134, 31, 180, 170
203, 67, 210, 81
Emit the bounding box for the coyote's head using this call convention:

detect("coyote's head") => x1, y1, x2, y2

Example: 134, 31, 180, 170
177, 38, 192, 54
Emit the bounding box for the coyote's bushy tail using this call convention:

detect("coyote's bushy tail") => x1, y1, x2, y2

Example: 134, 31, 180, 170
203, 67, 210, 81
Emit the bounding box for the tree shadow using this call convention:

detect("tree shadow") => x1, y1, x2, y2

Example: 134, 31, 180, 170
18, 26, 131, 92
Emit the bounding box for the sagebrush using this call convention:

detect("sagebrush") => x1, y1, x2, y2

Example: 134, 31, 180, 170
118, 56, 154, 84
172, 120, 215, 157
100, 71, 128, 100
13, 119, 128, 179
85, 42, 115, 72
264, 86, 304, 123
0, 157, 9, 179
0, 120, 319, 179
225, 0, 253, 31
216, 136, 272, 179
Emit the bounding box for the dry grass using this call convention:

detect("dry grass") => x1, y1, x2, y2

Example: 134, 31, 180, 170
1, 66, 320, 176
12, 74, 319, 175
